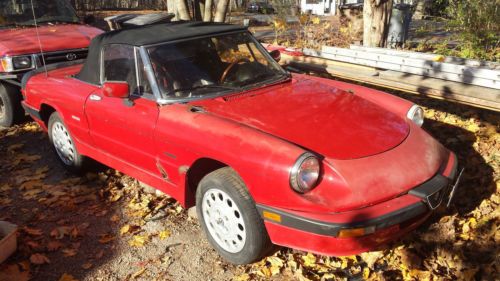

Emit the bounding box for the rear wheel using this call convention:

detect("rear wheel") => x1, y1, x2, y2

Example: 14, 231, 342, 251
0, 82, 24, 127
196, 167, 272, 264
48, 112, 86, 172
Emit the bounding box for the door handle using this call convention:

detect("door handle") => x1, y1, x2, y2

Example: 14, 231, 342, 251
89, 94, 102, 101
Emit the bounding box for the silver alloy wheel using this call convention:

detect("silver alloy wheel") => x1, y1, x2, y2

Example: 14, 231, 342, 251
201, 188, 247, 253
51, 121, 75, 166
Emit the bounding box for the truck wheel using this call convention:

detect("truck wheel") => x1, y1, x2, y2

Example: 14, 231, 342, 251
196, 167, 272, 264
48, 112, 85, 172
0, 83, 24, 127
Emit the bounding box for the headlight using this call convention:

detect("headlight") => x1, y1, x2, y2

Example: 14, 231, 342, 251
290, 153, 320, 193
407, 104, 424, 127
0, 56, 34, 72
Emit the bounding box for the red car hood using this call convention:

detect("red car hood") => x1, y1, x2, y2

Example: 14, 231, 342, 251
194, 78, 410, 160
0, 24, 102, 56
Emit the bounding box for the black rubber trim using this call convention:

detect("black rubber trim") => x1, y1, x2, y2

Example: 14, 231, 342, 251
21, 103, 41, 120
21, 59, 85, 90
256, 201, 428, 237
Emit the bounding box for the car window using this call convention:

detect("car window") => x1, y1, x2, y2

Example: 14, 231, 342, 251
102, 44, 137, 95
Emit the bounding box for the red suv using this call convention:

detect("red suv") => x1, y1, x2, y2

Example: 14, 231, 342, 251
0, 0, 102, 127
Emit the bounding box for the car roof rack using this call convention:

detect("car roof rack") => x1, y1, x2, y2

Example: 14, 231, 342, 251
104, 13, 175, 31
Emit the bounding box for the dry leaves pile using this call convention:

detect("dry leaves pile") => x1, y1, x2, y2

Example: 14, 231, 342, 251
0, 94, 498, 281
0, 123, 182, 281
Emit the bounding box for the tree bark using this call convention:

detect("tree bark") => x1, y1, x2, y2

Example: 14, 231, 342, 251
203, 0, 213, 21
363, 0, 393, 47
214, 0, 230, 22
176, 0, 192, 20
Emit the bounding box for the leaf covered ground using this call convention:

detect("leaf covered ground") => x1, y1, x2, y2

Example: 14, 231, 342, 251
0, 92, 498, 281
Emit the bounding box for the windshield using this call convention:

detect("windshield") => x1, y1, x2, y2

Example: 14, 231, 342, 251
147, 32, 288, 100
0, 0, 79, 28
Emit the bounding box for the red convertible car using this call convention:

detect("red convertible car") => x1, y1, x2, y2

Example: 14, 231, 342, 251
21, 22, 462, 264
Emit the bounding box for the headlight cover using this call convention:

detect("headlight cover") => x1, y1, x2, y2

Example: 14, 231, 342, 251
0, 56, 35, 72
290, 153, 320, 193
407, 104, 424, 127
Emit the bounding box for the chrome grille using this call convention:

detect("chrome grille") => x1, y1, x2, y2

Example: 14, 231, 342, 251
36, 49, 88, 67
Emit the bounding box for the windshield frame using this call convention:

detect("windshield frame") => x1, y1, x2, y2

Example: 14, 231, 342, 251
0, 0, 80, 28
142, 30, 289, 104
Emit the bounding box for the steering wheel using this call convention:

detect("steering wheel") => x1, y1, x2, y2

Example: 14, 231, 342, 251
220, 58, 250, 83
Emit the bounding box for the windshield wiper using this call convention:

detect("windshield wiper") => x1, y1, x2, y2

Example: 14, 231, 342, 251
171, 84, 239, 94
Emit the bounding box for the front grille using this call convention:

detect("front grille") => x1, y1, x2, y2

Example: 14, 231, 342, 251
36, 49, 88, 67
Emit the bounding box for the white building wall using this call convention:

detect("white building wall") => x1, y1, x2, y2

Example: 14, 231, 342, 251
300, 0, 337, 16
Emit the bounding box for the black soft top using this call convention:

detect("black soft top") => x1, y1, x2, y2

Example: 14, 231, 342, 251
76, 21, 247, 85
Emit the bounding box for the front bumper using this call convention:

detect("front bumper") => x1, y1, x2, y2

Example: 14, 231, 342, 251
258, 152, 462, 256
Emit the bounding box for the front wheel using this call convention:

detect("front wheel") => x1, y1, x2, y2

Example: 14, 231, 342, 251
48, 112, 86, 172
0, 82, 24, 127
196, 167, 272, 264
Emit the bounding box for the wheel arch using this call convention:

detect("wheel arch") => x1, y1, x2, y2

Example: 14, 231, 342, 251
184, 157, 231, 208
39, 103, 57, 127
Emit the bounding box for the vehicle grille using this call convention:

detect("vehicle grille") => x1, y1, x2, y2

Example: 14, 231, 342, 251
36, 49, 88, 67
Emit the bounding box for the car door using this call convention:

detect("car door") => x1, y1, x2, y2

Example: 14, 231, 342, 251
85, 44, 160, 174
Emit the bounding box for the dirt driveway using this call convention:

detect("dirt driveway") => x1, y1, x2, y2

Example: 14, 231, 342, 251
0, 88, 498, 281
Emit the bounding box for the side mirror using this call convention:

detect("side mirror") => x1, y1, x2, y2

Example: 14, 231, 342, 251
103, 82, 129, 98
269, 49, 281, 63
83, 15, 95, 25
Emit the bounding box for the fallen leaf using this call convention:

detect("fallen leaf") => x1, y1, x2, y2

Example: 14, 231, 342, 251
110, 214, 120, 222
302, 253, 316, 267
158, 230, 171, 240
0, 264, 30, 281
98, 234, 115, 244
23, 227, 43, 236
58, 273, 78, 281
128, 235, 148, 247
120, 225, 131, 236
30, 253, 50, 265
131, 267, 146, 279
62, 248, 78, 257
47, 241, 64, 252
81, 263, 92, 270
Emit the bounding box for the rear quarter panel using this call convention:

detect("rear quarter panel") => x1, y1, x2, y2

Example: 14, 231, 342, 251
23, 65, 97, 145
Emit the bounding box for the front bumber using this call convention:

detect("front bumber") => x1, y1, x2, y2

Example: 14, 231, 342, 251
259, 152, 461, 256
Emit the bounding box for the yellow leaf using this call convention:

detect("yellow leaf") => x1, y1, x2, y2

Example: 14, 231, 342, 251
131, 267, 146, 279
58, 273, 78, 281
30, 253, 50, 265
120, 225, 131, 236
363, 267, 370, 279
233, 273, 251, 281
128, 235, 148, 247
158, 230, 171, 240
302, 253, 316, 267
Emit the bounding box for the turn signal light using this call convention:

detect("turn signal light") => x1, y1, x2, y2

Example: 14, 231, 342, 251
338, 228, 366, 238
262, 211, 282, 223
338, 226, 375, 238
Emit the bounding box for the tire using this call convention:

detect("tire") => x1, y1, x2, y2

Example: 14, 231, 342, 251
0, 82, 24, 127
47, 112, 86, 172
196, 167, 273, 264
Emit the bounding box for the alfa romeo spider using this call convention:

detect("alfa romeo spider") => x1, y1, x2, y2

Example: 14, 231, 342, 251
21, 21, 462, 264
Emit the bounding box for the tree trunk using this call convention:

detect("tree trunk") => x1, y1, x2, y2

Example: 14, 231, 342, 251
167, 0, 179, 20
176, 0, 192, 20
214, 0, 230, 22
204, 0, 213, 21
363, 0, 393, 47
193, 0, 203, 20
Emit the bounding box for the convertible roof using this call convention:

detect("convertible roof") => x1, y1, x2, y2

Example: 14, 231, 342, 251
76, 21, 247, 85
